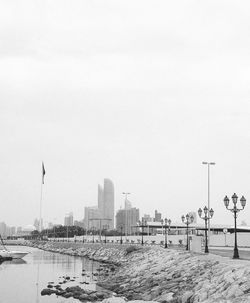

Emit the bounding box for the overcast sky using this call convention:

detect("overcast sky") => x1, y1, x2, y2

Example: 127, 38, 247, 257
1, 0, 250, 228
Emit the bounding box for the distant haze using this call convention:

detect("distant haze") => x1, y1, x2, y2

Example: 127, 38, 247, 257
1, 0, 250, 227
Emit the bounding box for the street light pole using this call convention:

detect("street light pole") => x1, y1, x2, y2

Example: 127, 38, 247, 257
138, 219, 146, 245
202, 162, 215, 243
181, 214, 194, 251
120, 226, 123, 244
198, 206, 214, 253
162, 218, 171, 248
224, 193, 246, 259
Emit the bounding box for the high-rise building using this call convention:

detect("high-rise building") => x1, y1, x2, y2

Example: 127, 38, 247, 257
64, 212, 74, 226
98, 184, 104, 215
102, 178, 114, 229
9, 226, 16, 236
84, 178, 115, 230
34, 218, 39, 230
116, 207, 139, 235
125, 199, 132, 210
154, 210, 162, 222
84, 206, 101, 230
0, 222, 7, 238
16, 226, 22, 236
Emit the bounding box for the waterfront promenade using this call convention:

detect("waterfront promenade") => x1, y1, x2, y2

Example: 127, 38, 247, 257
24, 240, 250, 303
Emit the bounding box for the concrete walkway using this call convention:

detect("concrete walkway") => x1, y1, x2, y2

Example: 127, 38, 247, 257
209, 246, 250, 260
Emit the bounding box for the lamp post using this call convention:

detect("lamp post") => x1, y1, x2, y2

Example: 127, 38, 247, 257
138, 219, 147, 245
103, 225, 108, 244
224, 193, 246, 259
120, 225, 123, 244
181, 214, 194, 251
202, 162, 215, 243
92, 227, 95, 243
161, 218, 171, 248
198, 206, 214, 253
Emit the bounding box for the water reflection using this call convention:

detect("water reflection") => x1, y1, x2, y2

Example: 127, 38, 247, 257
4, 259, 27, 265
0, 245, 101, 303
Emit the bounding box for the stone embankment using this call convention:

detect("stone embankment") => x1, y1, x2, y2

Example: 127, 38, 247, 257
28, 241, 134, 265
29, 241, 250, 303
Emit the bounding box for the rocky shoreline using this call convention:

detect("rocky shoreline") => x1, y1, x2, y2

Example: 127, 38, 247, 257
28, 241, 250, 303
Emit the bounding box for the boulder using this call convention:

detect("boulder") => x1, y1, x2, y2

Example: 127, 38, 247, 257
41, 288, 56, 296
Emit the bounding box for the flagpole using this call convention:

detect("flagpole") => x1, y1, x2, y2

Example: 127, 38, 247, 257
39, 172, 43, 234
39, 162, 45, 235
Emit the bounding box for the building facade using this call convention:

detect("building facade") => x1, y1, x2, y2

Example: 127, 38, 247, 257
116, 206, 139, 235
154, 210, 162, 222
84, 206, 101, 230
64, 212, 74, 226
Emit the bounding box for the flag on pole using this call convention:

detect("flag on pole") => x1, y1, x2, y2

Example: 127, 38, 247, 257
42, 162, 46, 184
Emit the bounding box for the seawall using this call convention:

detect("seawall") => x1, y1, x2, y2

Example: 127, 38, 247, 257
28, 241, 250, 303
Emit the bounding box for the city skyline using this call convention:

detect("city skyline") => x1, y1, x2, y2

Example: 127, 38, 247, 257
1, 1, 250, 227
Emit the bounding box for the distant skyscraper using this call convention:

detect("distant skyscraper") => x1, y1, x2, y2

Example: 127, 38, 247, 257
116, 207, 139, 235
103, 178, 114, 229
125, 199, 132, 210
64, 212, 74, 226
98, 184, 104, 216
84, 178, 115, 230
0, 222, 7, 238
34, 218, 39, 230
154, 210, 162, 222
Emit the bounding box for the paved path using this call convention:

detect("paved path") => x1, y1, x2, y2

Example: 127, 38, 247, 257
209, 246, 250, 260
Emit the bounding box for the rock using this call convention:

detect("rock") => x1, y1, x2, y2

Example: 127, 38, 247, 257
182, 291, 193, 303
96, 292, 105, 299
73, 292, 82, 299
79, 294, 90, 301
41, 288, 55, 296
55, 290, 66, 296
62, 292, 73, 298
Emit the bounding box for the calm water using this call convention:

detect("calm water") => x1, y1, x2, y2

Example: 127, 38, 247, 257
0, 246, 102, 303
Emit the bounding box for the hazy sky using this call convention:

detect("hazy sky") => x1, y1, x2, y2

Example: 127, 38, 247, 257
1, 0, 250, 228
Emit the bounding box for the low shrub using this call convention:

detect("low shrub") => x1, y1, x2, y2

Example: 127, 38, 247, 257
125, 245, 140, 255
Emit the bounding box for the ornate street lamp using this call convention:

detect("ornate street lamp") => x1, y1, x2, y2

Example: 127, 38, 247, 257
103, 225, 108, 244
198, 206, 214, 253
91, 227, 96, 243
161, 218, 171, 248
224, 193, 246, 259
120, 225, 123, 244
181, 214, 194, 251
138, 219, 147, 245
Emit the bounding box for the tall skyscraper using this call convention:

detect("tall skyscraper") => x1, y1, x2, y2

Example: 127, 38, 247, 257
84, 178, 115, 230
103, 178, 114, 229
98, 184, 104, 216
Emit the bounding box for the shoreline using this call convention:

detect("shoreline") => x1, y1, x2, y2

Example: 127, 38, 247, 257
26, 241, 250, 303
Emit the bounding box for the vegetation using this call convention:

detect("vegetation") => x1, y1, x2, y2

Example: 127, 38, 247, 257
125, 245, 141, 255
30, 225, 124, 239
